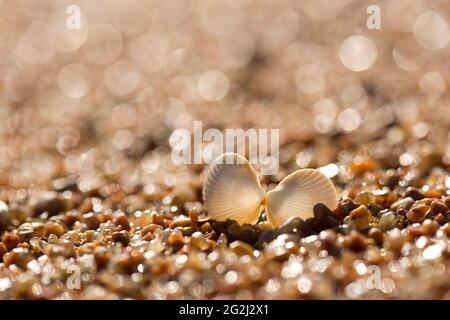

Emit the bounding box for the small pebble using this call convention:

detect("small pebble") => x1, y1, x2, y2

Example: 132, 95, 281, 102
430, 200, 449, 216
379, 211, 397, 231
434, 213, 446, 225
421, 219, 438, 236
313, 203, 340, 231
368, 227, 383, 245
113, 213, 131, 231
0, 242, 7, 258
83, 212, 102, 230
229, 241, 254, 256
391, 197, 414, 212
254, 229, 277, 249
342, 231, 366, 252
2, 233, 20, 250
344, 205, 372, 230
112, 230, 130, 246
405, 187, 424, 201
277, 217, 313, 238
406, 206, 429, 223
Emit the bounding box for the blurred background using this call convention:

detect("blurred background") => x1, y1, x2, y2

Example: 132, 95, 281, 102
1, 0, 450, 193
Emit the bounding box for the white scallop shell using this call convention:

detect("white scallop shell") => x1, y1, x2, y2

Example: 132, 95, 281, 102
203, 153, 266, 225
265, 169, 338, 226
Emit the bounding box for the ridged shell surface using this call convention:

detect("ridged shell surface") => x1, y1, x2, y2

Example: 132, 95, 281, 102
203, 153, 266, 225
266, 169, 337, 226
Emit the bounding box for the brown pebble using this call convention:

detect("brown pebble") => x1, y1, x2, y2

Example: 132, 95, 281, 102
421, 219, 438, 236
367, 203, 383, 216
441, 223, 450, 236
141, 224, 159, 237
354, 192, 375, 206
79, 198, 94, 214
45, 222, 65, 237
444, 196, 450, 210
168, 230, 184, 246
423, 189, 442, 199
101, 212, 113, 222
129, 249, 144, 266
151, 212, 164, 226
430, 200, 449, 215
342, 231, 366, 252
201, 222, 212, 233
344, 205, 372, 230
0, 242, 6, 258
229, 240, 254, 256
351, 159, 377, 175
227, 223, 241, 240
30, 191, 69, 217
163, 219, 172, 229
408, 225, 424, 238
334, 199, 359, 218
179, 226, 196, 236
189, 208, 199, 226
313, 203, 340, 231
63, 211, 80, 228
190, 232, 209, 251
277, 217, 313, 238
17, 222, 46, 241
319, 230, 341, 256
83, 212, 102, 230
391, 197, 414, 212
406, 206, 428, 223
238, 227, 257, 243
435, 213, 446, 225
3, 247, 33, 268
94, 247, 111, 269
368, 227, 384, 245
112, 230, 130, 246
143, 232, 154, 241
114, 213, 130, 231
2, 233, 20, 251
405, 187, 424, 200
3, 251, 16, 266
169, 219, 191, 228
381, 171, 400, 189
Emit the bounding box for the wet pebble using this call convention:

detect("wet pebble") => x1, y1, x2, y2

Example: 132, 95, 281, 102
430, 200, 449, 216
83, 212, 102, 230
391, 197, 414, 212
254, 229, 277, 249
112, 230, 130, 246
113, 213, 131, 231
406, 205, 428, 223
277, 217, 313, 238
405, 187, 424, 201
29, 191, 70, 217
313, 203, 340, 231
379, 210, 397, 231
2, 232, 20, 251
343, 205, 372, 230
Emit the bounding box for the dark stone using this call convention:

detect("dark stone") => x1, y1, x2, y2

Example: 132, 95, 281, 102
277, 217, 314, 238
254, 229, 276, 249
313, 203, 340, 231
405, 187, 424, 200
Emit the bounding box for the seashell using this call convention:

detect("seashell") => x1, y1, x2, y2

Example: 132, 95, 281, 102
203, 153, 338, 226
266, 169, 338, 226
203, 153, 266, 225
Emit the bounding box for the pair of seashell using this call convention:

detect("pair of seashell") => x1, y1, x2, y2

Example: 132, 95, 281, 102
203, 153, 338, 226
